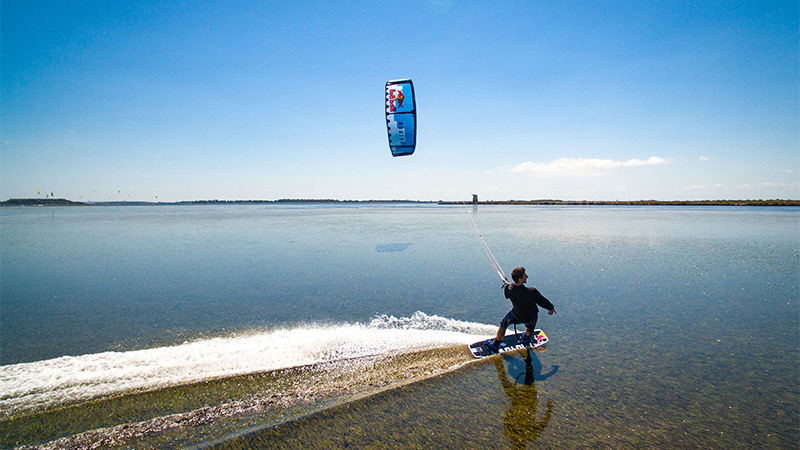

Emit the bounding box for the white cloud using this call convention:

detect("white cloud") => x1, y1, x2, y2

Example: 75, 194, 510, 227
682, 184, 724, 190
699, 156, 711, 161
511, 156, 668, 176
748, 181, 800, 187
739, 181, 800, 188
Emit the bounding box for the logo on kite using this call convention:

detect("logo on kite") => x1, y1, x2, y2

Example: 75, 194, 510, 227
385, 79, 416, 157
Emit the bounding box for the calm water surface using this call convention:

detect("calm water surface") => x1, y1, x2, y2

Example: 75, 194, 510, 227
1, 204, 797, 449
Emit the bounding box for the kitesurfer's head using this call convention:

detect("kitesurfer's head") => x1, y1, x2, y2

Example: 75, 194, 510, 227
511, 267, 527, 283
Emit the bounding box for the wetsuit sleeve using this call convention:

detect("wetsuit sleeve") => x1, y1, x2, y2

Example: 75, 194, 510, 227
531, 288, 554, 311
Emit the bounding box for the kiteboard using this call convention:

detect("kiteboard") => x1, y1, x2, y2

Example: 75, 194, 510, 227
469, 329, 548, 359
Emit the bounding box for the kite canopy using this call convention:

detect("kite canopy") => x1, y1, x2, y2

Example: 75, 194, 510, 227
385, 79, 417, 157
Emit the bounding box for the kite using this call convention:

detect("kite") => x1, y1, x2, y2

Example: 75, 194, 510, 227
385, 79, 417, 157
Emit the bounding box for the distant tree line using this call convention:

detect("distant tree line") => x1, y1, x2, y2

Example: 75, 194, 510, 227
0, 198, 434, 206
1, 198, 86, 206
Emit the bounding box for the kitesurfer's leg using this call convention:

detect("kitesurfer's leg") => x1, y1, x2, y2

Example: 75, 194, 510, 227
523, 318, 538, 342
489, 310, 518, 350
523, 328, 534, 339
494, 326, 507, 344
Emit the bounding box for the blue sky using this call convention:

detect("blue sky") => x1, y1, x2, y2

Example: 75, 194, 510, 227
2, 0, 798, 202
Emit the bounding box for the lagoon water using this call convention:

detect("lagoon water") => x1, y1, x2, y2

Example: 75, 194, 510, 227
1, 204, 797, 449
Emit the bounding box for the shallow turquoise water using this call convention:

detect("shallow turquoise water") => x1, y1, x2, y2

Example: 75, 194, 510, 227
1, 204, 797, 448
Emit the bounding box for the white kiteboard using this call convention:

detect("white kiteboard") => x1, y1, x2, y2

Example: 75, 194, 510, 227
469, 329, 548, 358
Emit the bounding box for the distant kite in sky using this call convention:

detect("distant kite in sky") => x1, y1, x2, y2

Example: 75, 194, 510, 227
385, 79, 417, 157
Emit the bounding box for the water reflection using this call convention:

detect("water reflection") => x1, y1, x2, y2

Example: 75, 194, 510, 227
375, 243, 413, 252
494, 349, 557, 449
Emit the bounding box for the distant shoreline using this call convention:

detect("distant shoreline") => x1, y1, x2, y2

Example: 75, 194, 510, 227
441, 199, 800, 207
2, 198, 799, 207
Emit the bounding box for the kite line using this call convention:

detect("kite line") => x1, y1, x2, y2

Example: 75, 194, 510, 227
456, 203, 509, 284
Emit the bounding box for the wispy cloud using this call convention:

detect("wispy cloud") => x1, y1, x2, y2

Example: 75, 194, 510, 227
737, 181, 800, 188
685, 181, 800, 192
699, 156, 711, 161
511, 156, 668, 176
682, 184, 724, 190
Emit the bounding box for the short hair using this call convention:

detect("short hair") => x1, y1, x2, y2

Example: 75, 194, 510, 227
511, 267, 526, 283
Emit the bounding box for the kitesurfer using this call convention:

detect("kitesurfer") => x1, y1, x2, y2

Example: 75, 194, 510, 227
487, 267, 556, 352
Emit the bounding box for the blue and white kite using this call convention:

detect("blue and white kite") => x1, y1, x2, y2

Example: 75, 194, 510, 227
385, 79, 417, 157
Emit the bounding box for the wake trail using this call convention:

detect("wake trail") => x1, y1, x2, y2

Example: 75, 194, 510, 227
0, 312, 495, 418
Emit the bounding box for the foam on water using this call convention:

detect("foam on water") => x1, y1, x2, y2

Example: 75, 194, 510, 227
0, 312, 495, 417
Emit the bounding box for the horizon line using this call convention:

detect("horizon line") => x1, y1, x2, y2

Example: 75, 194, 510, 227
3, 198, 799, 207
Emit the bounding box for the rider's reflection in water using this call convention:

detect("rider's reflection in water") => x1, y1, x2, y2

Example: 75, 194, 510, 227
493, 348, 558, 450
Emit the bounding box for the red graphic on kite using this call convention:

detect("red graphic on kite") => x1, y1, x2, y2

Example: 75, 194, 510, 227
388, 88, 405, 113
395, 90, 405, 108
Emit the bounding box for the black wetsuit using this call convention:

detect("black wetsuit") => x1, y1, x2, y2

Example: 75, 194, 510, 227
503, 284, 554, 327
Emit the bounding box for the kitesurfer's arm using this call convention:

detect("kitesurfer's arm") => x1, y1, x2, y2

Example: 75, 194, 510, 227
531, 288, 556, 315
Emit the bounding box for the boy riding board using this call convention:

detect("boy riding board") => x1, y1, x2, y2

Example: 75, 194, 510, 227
487, 267, 556, 352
